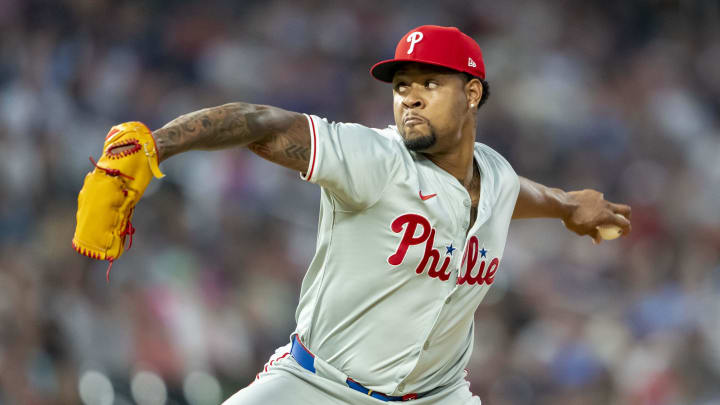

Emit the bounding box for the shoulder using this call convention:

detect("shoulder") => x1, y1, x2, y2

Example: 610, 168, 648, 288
474, 142, 519, 192
356, 123, 407, 152
310, 116, 403, 143
374, 125, 405, 143
474, 143, 515, 173
312, 116, 409, 163
307, 115, 409, 161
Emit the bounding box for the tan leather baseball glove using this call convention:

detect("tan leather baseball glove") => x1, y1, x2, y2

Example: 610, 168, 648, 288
72, 122, 164, 279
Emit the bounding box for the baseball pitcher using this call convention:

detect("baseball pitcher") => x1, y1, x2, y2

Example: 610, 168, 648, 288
73, 25, 631, 404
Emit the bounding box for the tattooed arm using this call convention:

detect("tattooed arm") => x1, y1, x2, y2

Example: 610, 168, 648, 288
153, 102, 311, 172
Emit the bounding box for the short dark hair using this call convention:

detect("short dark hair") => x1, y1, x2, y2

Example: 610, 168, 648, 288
462, 73, 490, 109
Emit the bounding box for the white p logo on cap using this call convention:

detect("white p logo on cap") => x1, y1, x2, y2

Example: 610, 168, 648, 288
406, 32, 423, 54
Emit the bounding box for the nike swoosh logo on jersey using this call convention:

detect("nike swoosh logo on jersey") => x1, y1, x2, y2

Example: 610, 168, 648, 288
419, 191, 437, 201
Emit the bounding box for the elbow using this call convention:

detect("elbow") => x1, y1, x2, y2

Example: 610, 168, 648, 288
244, 104, 296, 142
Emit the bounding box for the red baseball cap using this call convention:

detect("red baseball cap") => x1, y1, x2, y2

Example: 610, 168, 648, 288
370, 25, 486, 82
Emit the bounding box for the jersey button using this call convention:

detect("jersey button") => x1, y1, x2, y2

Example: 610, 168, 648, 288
423, 341, 430, 350
463, 199, 471, 207
398, 383, 406, 392
445, 296, 452, 304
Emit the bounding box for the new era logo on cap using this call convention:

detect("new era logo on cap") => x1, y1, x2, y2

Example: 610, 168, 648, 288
370, 25, 486, 82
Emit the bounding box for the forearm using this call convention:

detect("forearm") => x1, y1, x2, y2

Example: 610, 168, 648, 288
511, 177, 576, 219
153, 102, 292, 162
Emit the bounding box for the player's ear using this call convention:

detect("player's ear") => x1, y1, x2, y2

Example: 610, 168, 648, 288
464, 77, 482, 111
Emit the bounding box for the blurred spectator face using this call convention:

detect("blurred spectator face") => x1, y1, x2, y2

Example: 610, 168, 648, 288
392, 63, 476, 152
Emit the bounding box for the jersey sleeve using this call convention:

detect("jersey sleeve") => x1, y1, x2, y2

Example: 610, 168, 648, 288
301, 114, 401, 210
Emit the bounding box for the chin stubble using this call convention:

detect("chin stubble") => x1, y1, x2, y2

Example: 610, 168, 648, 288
402, 125, 437, 152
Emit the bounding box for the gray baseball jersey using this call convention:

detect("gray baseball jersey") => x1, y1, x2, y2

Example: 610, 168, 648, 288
293, 114, 520, 397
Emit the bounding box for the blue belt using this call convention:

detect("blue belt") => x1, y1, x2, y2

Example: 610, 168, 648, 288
290, 335, 421, 402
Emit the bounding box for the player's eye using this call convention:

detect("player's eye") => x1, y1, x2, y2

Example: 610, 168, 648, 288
395, 82, 408, 92
425, 80, 438, 89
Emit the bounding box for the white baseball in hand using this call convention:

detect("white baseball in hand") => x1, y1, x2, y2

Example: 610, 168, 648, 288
596, 214, 626, 240
596, 224, 622, 240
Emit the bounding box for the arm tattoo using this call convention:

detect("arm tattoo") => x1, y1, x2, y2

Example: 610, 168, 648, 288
284, 144, 309, 161
153, 102, 310, 172
248, 142, 273, 159
154, 103, 275, 161
245, 129, 312, 172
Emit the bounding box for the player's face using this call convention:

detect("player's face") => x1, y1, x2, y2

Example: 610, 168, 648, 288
392, 63, 471, 153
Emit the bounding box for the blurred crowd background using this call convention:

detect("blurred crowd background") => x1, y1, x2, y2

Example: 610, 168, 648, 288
1, 0, 719, 404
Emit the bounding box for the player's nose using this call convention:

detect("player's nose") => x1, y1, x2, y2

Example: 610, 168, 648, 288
401, 85, 425, 109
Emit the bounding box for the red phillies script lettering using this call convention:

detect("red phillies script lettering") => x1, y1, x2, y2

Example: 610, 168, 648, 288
388, 214, 430, 265
418, 228, 451, 280
388, 215, 500, 286
388, 214, 451, 280
457, 236, 498, 285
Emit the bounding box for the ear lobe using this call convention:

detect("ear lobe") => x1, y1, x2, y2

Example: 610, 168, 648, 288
465, 78, 482, 109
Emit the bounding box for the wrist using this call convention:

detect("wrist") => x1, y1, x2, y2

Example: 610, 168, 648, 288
152, 127, 179, 163
153, 130, 165, 162
555, 188, 579, 221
